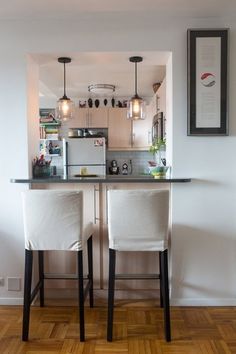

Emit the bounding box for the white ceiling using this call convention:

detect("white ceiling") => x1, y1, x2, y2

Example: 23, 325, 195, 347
0, 0, 234, 19
36, 51, 169, 100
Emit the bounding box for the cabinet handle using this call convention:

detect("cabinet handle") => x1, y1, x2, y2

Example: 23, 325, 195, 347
105, 185, 109, 224
93, 185, 99, 224
131, 133, 135, 147
148, 130, 152, 144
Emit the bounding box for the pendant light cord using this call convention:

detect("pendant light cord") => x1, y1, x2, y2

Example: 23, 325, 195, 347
64, 62, 66, 97
135, 62, 137, 96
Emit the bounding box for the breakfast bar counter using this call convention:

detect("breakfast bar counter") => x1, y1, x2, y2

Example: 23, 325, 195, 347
11, 175, 191, 184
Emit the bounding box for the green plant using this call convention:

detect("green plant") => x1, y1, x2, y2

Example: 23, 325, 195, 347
149, 138, 166, 155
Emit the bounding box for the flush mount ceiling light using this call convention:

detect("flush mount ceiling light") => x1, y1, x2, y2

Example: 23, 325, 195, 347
56, 57, 74, 122
88, 84, 115, 95
127, 56, 146, 120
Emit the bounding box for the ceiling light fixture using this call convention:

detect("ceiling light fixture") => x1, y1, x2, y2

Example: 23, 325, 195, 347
88, 84, 115, 95
56, 57, 74, 121
127, 56, 146, 120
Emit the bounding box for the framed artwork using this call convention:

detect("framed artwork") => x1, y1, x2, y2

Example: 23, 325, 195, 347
187, 29, 228, 135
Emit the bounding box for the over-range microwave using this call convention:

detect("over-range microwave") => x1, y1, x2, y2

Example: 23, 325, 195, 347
152, 112, 165, 141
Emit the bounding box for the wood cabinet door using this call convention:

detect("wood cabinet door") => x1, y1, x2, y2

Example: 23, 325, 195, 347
88, 108, 108, 128
108, 108, 132, 149
132, 114, 152, 149
67, 107, 88, 128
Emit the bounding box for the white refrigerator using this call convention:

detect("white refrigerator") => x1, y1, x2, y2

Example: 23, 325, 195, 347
63, 137, 106, 177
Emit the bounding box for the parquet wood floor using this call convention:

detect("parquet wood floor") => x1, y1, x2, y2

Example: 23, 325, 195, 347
1, 301, 236, 353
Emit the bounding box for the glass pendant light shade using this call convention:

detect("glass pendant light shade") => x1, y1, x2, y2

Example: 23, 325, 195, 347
127, 56, 146, 120
57, 96, 75, 121
127, 94, 146, 120
56, 57, 74, 122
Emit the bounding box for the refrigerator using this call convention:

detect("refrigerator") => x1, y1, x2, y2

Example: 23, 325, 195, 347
63, 137, 106, 177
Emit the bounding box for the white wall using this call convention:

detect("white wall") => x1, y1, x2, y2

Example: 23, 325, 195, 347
0, 14, 236, 305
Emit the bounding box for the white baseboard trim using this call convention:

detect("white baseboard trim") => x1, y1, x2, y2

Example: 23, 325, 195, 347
171, 298, 236, 306
0, 298, 23, 305
1, 293, 236, 307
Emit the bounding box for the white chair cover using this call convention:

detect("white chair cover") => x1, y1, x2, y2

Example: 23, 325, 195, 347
107, 189, 169, 251
22, 190, 93, 251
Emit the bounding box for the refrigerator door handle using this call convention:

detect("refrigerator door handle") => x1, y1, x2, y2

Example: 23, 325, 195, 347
62, 139, 68, 178
93, 185, 98, 224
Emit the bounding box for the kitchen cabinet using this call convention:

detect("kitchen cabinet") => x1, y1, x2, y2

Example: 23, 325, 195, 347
132, 113, 152, 149
68, 107, 108, 128
108, 107, 152, 150
108, 108, 132, 149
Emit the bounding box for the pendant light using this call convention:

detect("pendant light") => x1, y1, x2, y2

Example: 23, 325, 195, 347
127, 56, 146, 120
56, 57, 74, 121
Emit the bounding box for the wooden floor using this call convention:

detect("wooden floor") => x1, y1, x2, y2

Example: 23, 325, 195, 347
1, 301, 236, 353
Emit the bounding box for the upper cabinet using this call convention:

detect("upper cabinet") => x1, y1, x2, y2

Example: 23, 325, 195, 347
108, 108, 132, 149
132, 111, 152, 149
108, 108, 152, 150
68, 107, 108, 128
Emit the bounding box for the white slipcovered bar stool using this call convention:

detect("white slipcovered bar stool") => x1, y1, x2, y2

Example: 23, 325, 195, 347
107, 189, 171, 342
21, 190, 94, 342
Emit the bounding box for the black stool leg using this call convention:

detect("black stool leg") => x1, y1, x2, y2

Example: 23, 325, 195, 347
159, 251, 163, 308
87, 235, 94, 308
160, 249, 171, 342
78, 250, 85, 342
22, 249, 33, 341
38, 251, 44, 307
107, 248, 116, 342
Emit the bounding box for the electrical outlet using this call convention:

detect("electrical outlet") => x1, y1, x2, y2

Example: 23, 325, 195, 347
0, 277, 4, 286
7, 277, 21, 291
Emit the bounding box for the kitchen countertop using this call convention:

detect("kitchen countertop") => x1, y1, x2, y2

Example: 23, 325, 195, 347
11, 175, 191, 183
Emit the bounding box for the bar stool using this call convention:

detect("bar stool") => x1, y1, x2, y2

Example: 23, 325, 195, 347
107, 189, 171, 342
21, 190, 94, 342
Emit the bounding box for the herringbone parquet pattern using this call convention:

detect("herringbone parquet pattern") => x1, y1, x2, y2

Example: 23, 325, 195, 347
1, 302, 236, 353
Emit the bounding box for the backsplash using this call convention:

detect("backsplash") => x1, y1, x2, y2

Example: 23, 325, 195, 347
106, 151, 154, 175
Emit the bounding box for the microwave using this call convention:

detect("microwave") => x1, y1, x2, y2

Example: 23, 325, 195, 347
152, 112, 164, 141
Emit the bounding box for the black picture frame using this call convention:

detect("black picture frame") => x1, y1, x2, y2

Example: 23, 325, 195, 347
187, 29, 228, 136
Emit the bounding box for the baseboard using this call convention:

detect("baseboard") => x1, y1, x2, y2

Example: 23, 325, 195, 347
171, 298, 236, 306
0, 297, 23, 305
1, 292, 236, 307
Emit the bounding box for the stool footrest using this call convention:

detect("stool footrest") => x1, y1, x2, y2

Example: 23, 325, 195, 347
44, 273, 89, 280
115, 273, 160, 280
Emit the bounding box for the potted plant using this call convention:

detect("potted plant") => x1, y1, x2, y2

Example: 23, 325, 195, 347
149, 138, 166, 164
32, 155, 51, 178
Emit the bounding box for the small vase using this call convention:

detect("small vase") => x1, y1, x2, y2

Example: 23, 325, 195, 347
95, 99, 100, 108
88, 98, 93, 108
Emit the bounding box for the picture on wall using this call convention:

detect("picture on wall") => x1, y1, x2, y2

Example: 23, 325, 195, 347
187, 29, 228, 136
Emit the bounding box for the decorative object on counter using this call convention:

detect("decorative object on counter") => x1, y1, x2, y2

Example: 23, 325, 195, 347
150, 166, 169, 179
152, 82, 161, 93
111, 97, 115, 107
79, 100, 86, 108
94, 99, 100, 108
117, 100, 123, 108
109, 160, 119, 175
104, 98, 108, 106
88, 98, 93, 108
121, 162, 128, 175
32, 155, 51, 178
88, 84, 115, 95
127, 56, 146, 120
187, 29, 228, 136
56, 57, 74, 122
